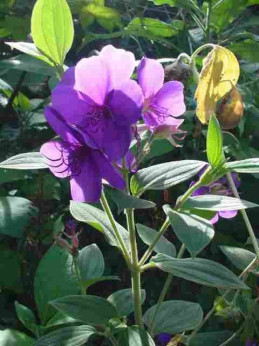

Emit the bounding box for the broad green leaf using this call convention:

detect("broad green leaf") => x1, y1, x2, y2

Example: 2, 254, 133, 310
0, 196, 38, 238
130, 160, 207, 196
143, 300, 203, 334
35, 325, 96, 346
3, 16, 30, 40
0, 245, 22, 292
0, 152, 47, 169
45, 311, 79, 328
220, 246, 258, 274
34, 245, 79, 325
0, 329, 34, 346
119, 326, 155, 346
183, 195, 258, 211
105, 186, 155, 214
195, 46, 240, 124
230, 40, 259, 63
5, 42, 52, 65
136, 223, 176, 257
148, 0, 196, 8
0, 169, 29, 184
1, 55, 55, 76
81, 4, 121, 31
108, 288, 146, 317
78, 244, 104, 284
15, 302, 38, 336
207, 115, 224, 167
189, 330, 239, 346
125, 17, 180, 39
226, 158, 259, 173
164, 207, 214, 257
50, 295, 118, 325
70, 201, 130, 250
31, 0, 74, 65
151, 253, 248, 289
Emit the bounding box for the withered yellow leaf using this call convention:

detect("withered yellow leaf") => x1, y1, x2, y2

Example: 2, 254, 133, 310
195, 46, 240, 124
216, 86, 244, 130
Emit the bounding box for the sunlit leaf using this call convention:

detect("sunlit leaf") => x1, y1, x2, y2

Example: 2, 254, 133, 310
31, 0, 74, 65
195, 46, 240, 124
206, 115, 224, 167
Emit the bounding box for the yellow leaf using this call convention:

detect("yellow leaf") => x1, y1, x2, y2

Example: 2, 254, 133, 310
195, 46, 240, 124
216, 86, 244, 130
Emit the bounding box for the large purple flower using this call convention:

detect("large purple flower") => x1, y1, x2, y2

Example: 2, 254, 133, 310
191, 167, 241, 224
50, 45, 143, 161
40, 107, 125, 203
137, 58, 186, 137
157, 333, 171, 345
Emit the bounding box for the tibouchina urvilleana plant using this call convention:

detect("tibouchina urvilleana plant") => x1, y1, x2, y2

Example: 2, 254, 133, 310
1, 0, 259, 345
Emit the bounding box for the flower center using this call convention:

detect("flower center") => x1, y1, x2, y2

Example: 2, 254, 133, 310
142, 98, 169, 125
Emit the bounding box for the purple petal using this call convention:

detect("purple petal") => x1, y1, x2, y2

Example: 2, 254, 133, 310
210, 212, 219, 224
108, 79, 143, 126
70, 155, 102, 203
99, 45, 135, 89
74, 56, 109, 105
152, 81, 186, 117
219, 210, 238, 219
52, 84, 93, 126
93, 150, 125, 190
40, 140, 73, 178
138, 58, 164, 98
102, 121, 132, 161
191, 185, 210, 196
44, 107, 80, 145
157, 333, 171, 345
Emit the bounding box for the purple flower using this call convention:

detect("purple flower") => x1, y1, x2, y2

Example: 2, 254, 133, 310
50, 45, 143, 161
40, 107, 125, 203
137, 58, 186, 140
191, 167, 241, 224
246, 338, 258, 346
157, 333, 171, 345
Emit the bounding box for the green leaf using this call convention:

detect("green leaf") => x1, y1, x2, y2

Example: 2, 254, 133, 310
78, 244, 104, 285
50, 295, 118, 325
0, 245, 22, 292
130, 160, 207, 196
45, 311, 79, 328
0, 329, 34, 346
119, 326, 155, 346
0, 169, 29, 185
151, 253, 248, 289
0, 152, 47, 169
148, 0, 196, 9
31, 0, 74, 65
136, 223, 176, 257
125, 17, 179, 39
0, 196, 38, 238
164, 207, 214, 257
189, 330, 238, 346
5, 42, 52, 65
15, 302, 38, 336
4, 16, 30, 40
230, 40, 259, 63
82, 4, 121, 31
35, 325, 96, 346
105, 186, 156, 214
207, 115, 224, 167
226, 158, 259, 173
70, 201, 130, 250
34, 244, 79, 325
143, 300, 203, 334
108, 288, 146, 317
220, 246, 258, 274
183, 195, 258, 211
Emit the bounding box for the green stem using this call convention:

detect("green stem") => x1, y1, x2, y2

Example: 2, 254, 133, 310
73, 255, 85, 295
205, 0, 212, 43
226, 172, 259, 259
100, 191, 131, 266
109, 335, 119, 346
148, 244, 186, 336
188, 257, 257, 342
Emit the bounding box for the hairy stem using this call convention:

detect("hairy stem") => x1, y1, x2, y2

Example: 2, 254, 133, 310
188, 257, 257, 342
100, 191, 131, 266
226, 172, 259, 258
